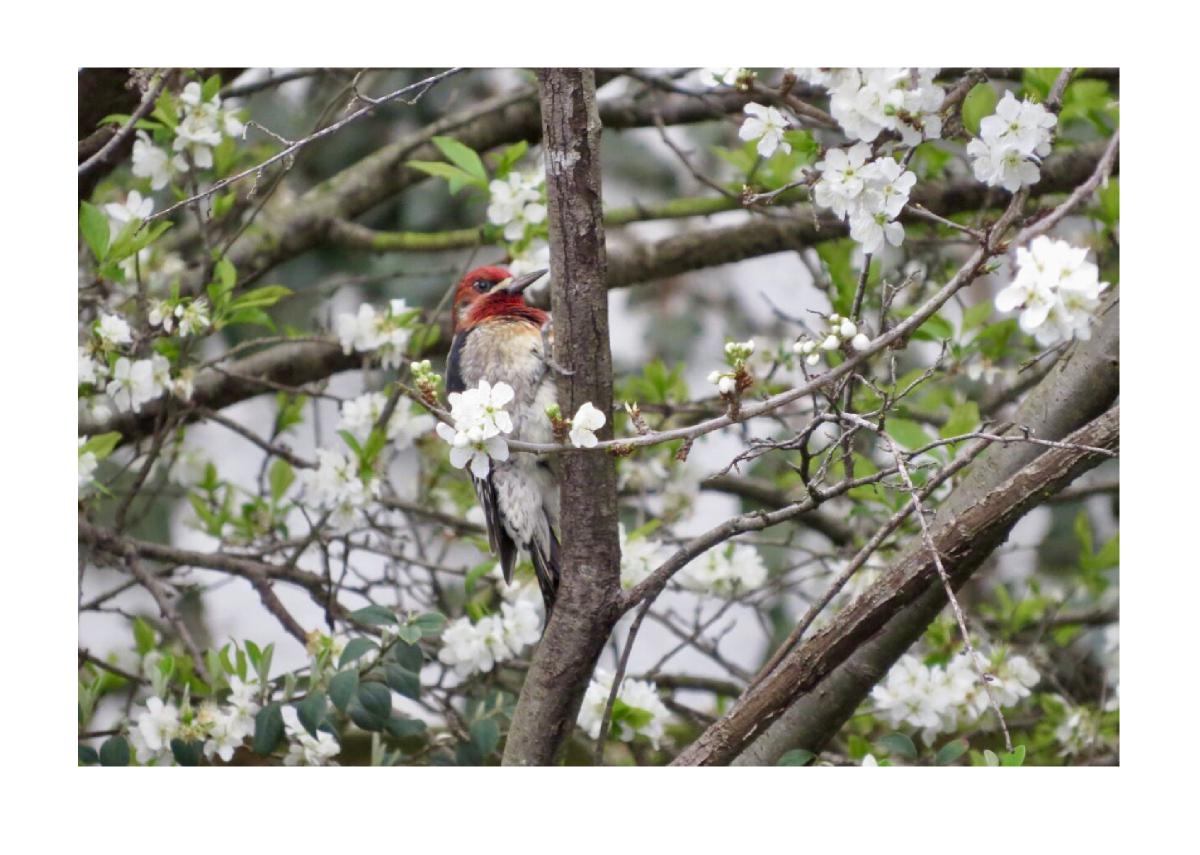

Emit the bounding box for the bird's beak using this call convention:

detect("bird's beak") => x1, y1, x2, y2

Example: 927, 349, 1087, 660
504, 269, 548, 295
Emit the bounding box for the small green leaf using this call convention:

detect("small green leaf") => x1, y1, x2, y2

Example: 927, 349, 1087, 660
408, 160, 486, 195
80, 202, 110, 262
338, 637, 377, 668
132, 616, 156, 655
329, 669, 359, 712
385, 715, 426, 739
878, 731, 918, 760
79, 744, 100, 765
886, 419, 933, 452
464, 560, 494, 596
221, 307, 276, 331
170, 738, 202, 766
384, 663, 420, 700
99, 735, 130, 766
268, 459, 294, 503
348, 682, 392, 731
296, 692, 327, 736
935, 738, 969, 766
777, 749, 815, 766
432, 136, 488, 183
253, 703, 284, 755
940, 402, 980, 440
227, 285, 292, 311
962, 83, 998, 137
999, 745, 1026, 767
469, 718, 500, 757
411, 612, 447, 637
201, 73, 222, 103
350, 605, 398, 626
962, 300, 993, 332
396, 624, 422, 645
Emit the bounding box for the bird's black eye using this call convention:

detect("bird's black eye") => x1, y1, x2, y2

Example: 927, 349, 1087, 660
473, 278, 492, 293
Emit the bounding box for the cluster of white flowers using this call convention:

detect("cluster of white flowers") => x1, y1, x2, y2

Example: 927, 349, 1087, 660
301, 448, 381, 532
129, 677, 260, 765
814, 143, 917, 255
105, 190, 153, 236
738, 103, 792, 158
577, 669, 671, 748
281, 704, 341, 766
967, 91, 1057, 192
678, 542, 767, 596
487, 170, 547, 241
793, 313, 870, 366
708, 339, 755, 395
338, 392, 435, 449
568, 402, 606, 448
96, 312, 133, 349
870, 649, 1039, 744
816, 68, 945, 146
78, 438, 98, 489
438, 577, 543, 678
435, 380, 516, 478
335, 298, 415, 370
994, 236, 1109, 345
618, 524, 670, 589
106, 354, 186, 413
132, 81, 245, 190
147, 297, 210, 337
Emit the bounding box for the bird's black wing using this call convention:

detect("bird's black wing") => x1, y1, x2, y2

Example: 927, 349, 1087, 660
472, 473, 517, 582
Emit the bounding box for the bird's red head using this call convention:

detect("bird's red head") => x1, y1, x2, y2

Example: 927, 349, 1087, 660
453, 265, 549, 332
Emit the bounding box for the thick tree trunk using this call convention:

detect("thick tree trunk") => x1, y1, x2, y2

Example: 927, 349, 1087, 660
728, 294, 1120, 765
501, 69, 621, 766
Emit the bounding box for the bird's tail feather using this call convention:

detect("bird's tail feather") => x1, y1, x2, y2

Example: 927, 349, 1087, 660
530, 522, 561, 618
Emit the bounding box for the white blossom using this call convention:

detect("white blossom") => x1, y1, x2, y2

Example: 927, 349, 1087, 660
619, 524, 669, 589
174, 298, 210, 336
697, 67, 744, 88
569, 401, 606, 448
577, 669, 671, 748
301, 448, 380, 532
281, 705, 340, 766
824, 68, 944, 145
435, 380, 516, 478
335, 299, 414, 369
994, 236, 1109, 345
105, 190, 154, 236
738, 102, 791, 158
96, 313, 132, 348
132, 131, 173, 190
678, 542, 767, 596
815, 147, 915, 254
78, 348, 105, 386
967, 91, 1057, 192
107, 357, 160, 413
78, 438, 97, 489
134, 696, 180, 755
487, 171, 547, 242
338, 392, 435, 449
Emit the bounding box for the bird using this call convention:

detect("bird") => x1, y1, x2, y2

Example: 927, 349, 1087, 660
446, 265, 562, 615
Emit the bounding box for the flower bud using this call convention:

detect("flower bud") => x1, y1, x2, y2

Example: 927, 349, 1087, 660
851, 333, 870, 351
717, 375, 736, 395
839, 318, 858, 338
821, 335, 840, 351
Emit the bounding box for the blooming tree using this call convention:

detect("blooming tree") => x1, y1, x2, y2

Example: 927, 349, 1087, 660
78, 67, 1118, 768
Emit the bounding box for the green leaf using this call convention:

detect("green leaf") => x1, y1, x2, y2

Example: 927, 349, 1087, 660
396, 625, 422, 645
268, 459, 294, 503
777, 749, 815, 766
350, 605, 398, 626
108, 220, 173, 264
385, 715, 426, 739
296, 692, 327, 736
409, 161, 485, 195
221, 307, 276, 332
469, 718, 500, 757
999, 745, 1026, 766
878, 731, 918, 760
1096, 178, 1119, 227
99, 735, 130, 766
79, 744, 100, 765
253, 703, 284, 755
411, 612, 447, 637
886, 418, 933, 452
912, 313, 954, 342
494, 140, 529, 176
962, 300, 993, 332
132, 617, 156, 655
227, 285, 292, 312
80, 202, 109, 262
934, 738, 969, 766
329, 669, 359, 712
464, 560, 495, 596
384, 663, 420, 700
201, 73, 222, 103
432, 136, 488, 183
961, 83, 998, 137
170, 738, 202, 766
1022, 69, 1062, 102
338, 637, 377, 668
940, 402, 980, 440
387, 641, 424, 674
348, 682, 392, 731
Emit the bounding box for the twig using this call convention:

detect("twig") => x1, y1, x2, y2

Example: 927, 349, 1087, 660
78, 72, 167, 176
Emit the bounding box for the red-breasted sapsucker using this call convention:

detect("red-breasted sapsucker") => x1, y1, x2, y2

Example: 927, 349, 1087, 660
446, 265, 561, 614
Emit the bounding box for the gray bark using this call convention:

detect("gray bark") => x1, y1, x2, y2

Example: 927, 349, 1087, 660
727, 294, 1121, 765
501, 69, 621, 765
